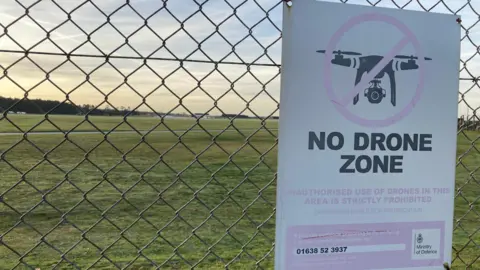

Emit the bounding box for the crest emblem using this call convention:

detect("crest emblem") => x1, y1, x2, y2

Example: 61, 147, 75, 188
416, 233, 423, 244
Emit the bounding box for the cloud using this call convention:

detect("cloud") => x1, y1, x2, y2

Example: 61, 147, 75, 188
0, 0, 477, 117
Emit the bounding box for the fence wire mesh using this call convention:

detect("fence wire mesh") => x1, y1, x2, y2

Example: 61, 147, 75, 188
0, 0, 478, 269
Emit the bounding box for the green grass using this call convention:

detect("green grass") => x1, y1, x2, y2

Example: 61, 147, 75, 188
0, 114, 278, 133
0, 115, 479, 269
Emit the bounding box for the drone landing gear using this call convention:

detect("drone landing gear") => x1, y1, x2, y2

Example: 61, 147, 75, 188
386, 68, 396, 106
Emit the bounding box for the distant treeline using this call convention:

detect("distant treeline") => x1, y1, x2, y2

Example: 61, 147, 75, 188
0, 96, 280, 120
222, 113, 250, 119
0, 97, 143, 116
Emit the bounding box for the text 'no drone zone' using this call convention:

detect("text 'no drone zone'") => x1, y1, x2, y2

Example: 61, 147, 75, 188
308, 131, 433, 173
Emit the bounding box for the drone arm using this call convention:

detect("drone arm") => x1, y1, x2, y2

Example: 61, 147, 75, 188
393, 59, 419, 71
331, 56, 361, 69
331, 58, 352, 67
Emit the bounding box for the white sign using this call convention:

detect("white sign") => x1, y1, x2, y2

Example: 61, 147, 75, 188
275, 1, 460, 269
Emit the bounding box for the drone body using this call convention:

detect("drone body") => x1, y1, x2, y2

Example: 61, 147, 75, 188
317, 50, 431, 106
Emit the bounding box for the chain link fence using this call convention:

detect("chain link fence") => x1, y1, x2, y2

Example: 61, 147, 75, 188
0, 0, 479, 269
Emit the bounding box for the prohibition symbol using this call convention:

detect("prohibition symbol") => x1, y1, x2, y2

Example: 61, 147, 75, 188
319, 12, 429, 128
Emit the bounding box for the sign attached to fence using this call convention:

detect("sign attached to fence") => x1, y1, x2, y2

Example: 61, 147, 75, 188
275, 1, 460, 269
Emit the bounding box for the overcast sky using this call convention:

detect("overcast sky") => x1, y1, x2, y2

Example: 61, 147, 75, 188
0, 0, 478, 117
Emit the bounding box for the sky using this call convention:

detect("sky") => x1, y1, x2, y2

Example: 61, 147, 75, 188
0, 0, 478, 118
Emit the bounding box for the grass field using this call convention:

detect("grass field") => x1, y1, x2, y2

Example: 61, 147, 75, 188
0, 114, 479, 269
0, 114, 278, 134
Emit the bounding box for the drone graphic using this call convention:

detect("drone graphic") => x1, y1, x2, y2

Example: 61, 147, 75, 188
316, 49, 432, 106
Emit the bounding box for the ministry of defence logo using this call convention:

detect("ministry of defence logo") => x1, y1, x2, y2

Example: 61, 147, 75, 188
416, 233, 423, 244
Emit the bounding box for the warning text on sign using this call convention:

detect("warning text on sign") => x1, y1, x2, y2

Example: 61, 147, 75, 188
288, 187, 451, 206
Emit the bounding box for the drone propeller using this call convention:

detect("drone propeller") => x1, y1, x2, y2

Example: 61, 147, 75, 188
394, 55, 432, 60
316, 50, 362, 56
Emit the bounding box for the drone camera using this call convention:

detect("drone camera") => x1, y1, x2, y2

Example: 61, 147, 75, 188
364, 79, 386, 104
